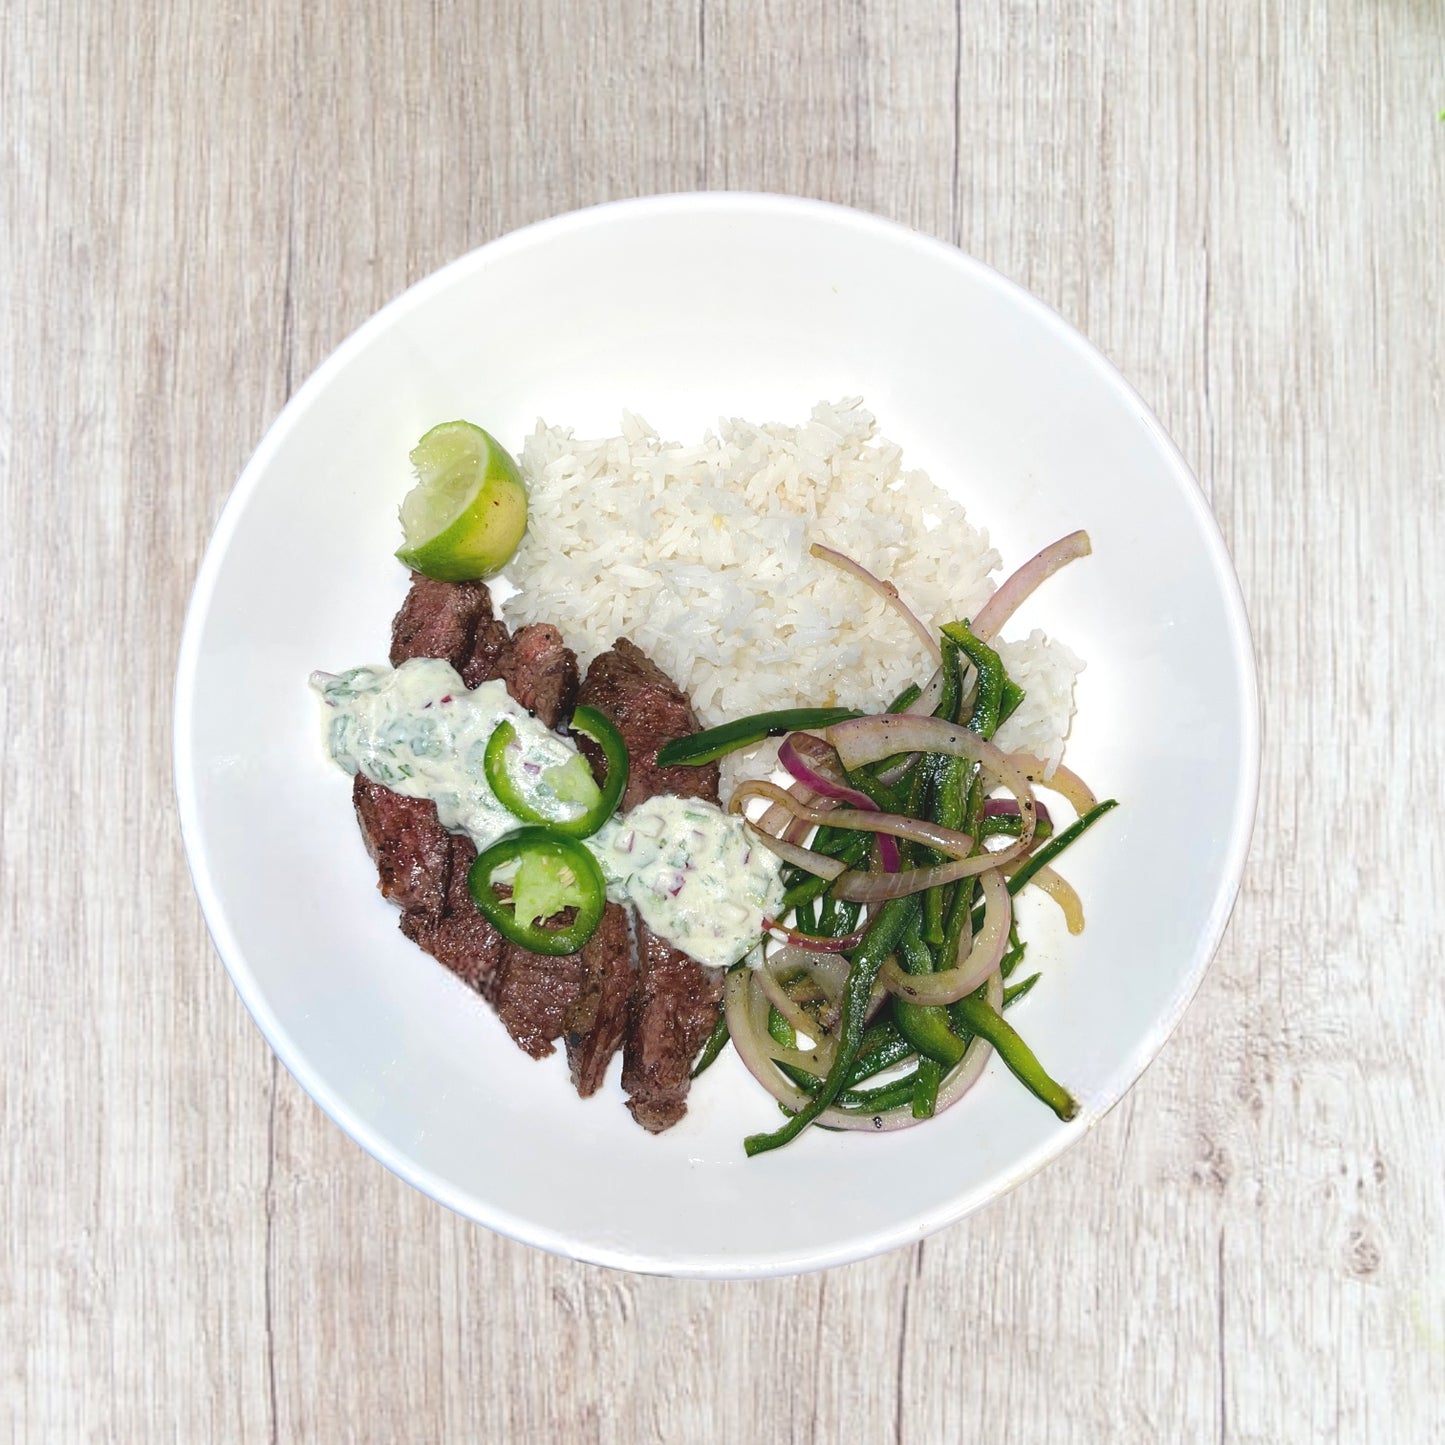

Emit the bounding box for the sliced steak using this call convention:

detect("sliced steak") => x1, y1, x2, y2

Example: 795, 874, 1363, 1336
461, 618, 515, 690
562, 904, 635, 1096
578, 640, 724, 1131
389, 573, 493, 669
503, 622, 579, 728
489, 943, 586, 1058
576, 638, 719, 809
399, 834, 507, 995
352, 775, 450, 921
622, 926, 727, 1132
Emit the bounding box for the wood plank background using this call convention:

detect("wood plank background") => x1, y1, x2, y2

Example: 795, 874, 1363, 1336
4, 2, 1443, 1439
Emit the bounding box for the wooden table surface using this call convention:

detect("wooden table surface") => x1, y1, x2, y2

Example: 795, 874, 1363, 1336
4, 3, 1443, 1440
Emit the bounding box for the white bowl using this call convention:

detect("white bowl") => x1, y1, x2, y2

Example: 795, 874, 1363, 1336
175, 194, 1258, 1277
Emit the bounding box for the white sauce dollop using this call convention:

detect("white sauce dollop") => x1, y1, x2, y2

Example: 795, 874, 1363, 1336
311, 658, 785, 969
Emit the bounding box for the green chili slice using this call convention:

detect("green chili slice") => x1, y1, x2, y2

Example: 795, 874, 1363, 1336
481, 705, 628, 838
941, 620, 1005, 740
1003, 972, 1042, 1009
950, 994, 1077, 1121
466, 826, 607, 955
655, 707, 862, 767
891, 921, 967, 1068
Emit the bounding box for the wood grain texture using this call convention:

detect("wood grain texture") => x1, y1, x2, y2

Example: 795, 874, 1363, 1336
3, 1, 1443, 1440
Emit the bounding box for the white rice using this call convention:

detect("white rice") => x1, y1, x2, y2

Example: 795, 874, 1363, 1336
502, 399, 1083, 787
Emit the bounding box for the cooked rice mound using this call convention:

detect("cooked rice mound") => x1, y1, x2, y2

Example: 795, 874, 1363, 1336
503, 399, 1082, 778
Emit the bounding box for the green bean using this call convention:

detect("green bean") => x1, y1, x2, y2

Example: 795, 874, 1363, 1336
891, 921, 967, 1067
1007, 798, 1119, 895
934, 636, 963, 723
656, 707, 862, 766
794, 896, 818, 936
912, 1058, 942, 1118
690, 1009, 732, 1079
1003, 972, 1041, 1009
779, 1062, 920, 1113
950, 995, 1077, 1121
941, 621, 1005, 740
745, 894, 921, 1156
998, 677, 1026, 725
767, 1006, 796, 1050
886, 681, 922, 714
978, 811, 1055, 841
999, 925, 1026, 980
847, 1033, 915, 1086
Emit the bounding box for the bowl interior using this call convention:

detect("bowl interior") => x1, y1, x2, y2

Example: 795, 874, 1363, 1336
175, 194, 1257, 1277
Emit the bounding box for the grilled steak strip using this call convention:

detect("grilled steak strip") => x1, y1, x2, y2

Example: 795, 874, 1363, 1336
461, 618, 515, 691
503, 623, 580, 728
389, 574, 493, 669
624, 927, 726, 1132
578, 638, 721, 810
577, 639, 725, 1132
352, 777, 451, 922
562, 903, 635, 1096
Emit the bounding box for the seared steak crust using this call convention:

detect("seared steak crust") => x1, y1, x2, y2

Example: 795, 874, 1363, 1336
461, 618, 515, 691
398, 834, 507, 994
489, 943, 586, 1059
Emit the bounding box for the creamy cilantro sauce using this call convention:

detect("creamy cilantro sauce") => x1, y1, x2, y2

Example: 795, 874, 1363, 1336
311, 658, 784, 969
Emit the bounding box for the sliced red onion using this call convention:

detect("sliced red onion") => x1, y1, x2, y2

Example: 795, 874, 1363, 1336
778, 735, 876, 810
828, 716, 1038, 834
778, 734, 901, 873
727, 966, 1005, 1135
732, 779, 976, 859
767, 945, 850, 996
762, 917, 868, 952
744, 822, 846, 879
983, 797, 1053, 828
754, 965, 834, 1049
903, 667, 946, 716
971, 530, 1091, 641
810, 542, 942, 664
1004, 755, 1098, 815
749, 774, 823, 842
879, 869, 1011, 1005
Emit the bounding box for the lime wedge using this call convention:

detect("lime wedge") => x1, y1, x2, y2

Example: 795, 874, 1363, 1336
394, 420, 528, 581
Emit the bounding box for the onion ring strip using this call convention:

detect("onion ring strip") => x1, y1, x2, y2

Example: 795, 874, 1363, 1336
1004, 754, 1098, 815
971, 530, 1091, 641
724, 968, 1004, 1132
1007, 860, 1085, 933
731, 779, 977, 859
744, 822, 846, 879
810, 542, 942, 664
